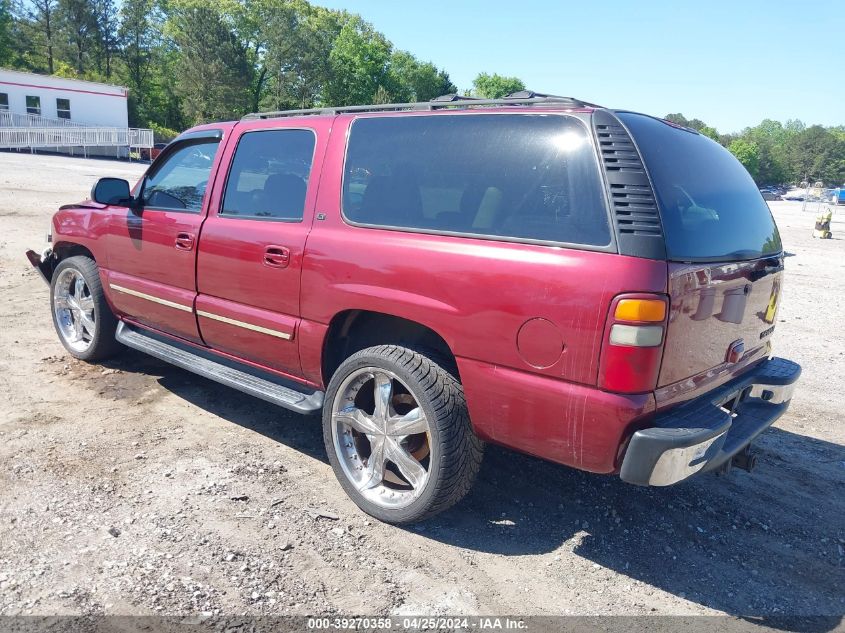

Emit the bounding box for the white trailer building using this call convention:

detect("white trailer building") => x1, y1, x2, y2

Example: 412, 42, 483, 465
0, 68, 152, 156
0, 68, 129, 127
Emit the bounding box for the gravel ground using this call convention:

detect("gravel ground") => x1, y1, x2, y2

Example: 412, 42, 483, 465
0, 152, 843, 620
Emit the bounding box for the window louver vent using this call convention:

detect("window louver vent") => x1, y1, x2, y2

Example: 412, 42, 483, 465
594, 119, 663, 238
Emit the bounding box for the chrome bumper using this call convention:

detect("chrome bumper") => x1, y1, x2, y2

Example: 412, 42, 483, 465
620, 357, 801, 487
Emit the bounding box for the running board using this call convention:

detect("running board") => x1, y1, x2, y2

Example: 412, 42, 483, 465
115, 322, 324, 414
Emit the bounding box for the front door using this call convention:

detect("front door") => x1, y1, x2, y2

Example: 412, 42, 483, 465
195, 120, 329, 378
104, 132, 225, 343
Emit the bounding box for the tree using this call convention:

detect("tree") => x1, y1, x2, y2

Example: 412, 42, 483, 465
170, 3, 252, 124
728, 138, 760, 180
0, 0, 12, 65
322, 14, 391, 106
388, 50, 456, 102
25, 0, 57, 73
92, 0, 118, 78
664, 112, 721, 140
697, 125, 720, 142
56, 0, 98, 74
472, 72, 524, 99
259, 1, 342, 111
785, 126, 845, 185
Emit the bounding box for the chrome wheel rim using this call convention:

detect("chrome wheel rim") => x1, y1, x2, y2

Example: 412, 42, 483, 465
331, 367, 433, 509
53, 268, 96, 353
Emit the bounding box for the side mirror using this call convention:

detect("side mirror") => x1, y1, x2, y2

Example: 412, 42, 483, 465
91, 178, 133, 206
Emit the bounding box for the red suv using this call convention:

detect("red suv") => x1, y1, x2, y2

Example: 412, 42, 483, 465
27, 93, 800, 524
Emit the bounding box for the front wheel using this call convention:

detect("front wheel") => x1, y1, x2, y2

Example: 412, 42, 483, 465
50, 256, 122, 362
323, 345, 483, 524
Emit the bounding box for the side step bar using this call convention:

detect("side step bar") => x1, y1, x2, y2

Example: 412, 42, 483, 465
115, 322, 324, 414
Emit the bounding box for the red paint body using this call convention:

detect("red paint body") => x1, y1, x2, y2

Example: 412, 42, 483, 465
47, 110, 784, 476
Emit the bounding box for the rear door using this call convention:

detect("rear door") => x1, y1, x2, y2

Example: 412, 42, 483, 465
617, 113, 784, 399
195, 118, 330, 378
105, 130, 226, 343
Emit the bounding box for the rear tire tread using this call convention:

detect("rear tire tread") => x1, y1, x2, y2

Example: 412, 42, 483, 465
324, 344, 484, 523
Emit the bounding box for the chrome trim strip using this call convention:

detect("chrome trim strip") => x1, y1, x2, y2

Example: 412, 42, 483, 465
109, 283, 193, 313
196, 310, 292, 340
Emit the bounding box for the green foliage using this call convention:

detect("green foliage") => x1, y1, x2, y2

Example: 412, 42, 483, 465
666, 112, 845, 185
0, 0, 12, 65
322, 14, 391, 107
148, 121, 178, 142
471, 72, 525, 99
169, 3, 252, 124
388, 50, 457, 102
3, 0, 461, 127
56, 0, 98, 73
728, 138, 760, 179
697, 125, 720, 142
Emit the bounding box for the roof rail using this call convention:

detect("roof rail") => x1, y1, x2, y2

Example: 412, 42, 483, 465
242, 93, 601, 120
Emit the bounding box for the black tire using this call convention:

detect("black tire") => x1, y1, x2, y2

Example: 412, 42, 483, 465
323, 345, 484, 524
50, 256, 122, 362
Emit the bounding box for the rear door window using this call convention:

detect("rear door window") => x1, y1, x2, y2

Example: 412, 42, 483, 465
221, 129, 316, 221
342, 114, 611, 247
618, 112, 782, 262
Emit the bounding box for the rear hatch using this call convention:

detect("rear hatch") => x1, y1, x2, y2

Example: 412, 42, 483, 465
617, 113, 784, 394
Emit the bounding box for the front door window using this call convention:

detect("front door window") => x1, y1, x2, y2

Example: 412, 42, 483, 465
142, 140, 220, 212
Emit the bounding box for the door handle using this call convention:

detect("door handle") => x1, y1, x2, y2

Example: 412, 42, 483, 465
175, 232, 195, 251
264, 245, 291, 268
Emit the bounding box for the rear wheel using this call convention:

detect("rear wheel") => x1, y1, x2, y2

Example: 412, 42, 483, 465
50, 256, 122, 362
323, 345, 483, 524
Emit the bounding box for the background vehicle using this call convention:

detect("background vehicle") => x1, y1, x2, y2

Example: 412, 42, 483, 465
26, 94, 800, 524
140, 142, 169, 162
831, 187, 845, 205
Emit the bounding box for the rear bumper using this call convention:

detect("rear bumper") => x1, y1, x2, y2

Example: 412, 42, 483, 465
620, 357, 801, 486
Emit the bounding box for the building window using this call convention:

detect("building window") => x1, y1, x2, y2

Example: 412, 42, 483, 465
0, 93, 9, 111
56, 98, 71, 119
26, 96, 41, 116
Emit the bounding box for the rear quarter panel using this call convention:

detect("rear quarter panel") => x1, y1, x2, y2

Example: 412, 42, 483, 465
301, 113, 668, 472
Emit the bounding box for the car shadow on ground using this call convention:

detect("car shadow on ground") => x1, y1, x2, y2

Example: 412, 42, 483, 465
103, 351, 844, 627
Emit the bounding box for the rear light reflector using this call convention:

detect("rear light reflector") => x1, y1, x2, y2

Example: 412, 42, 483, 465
609, 324, 664, 347
598, 294, 669, 394
614, 299, 666, 322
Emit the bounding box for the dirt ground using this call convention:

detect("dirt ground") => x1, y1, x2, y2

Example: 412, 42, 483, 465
0, 152, 843, 620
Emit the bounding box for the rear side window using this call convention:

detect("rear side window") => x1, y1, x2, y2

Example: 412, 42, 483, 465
342, 114, 611, 247
221, 129, 316, 221
618, 112, 782, 262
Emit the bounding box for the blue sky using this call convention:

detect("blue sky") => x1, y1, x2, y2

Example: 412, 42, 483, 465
313, 0, 843, 133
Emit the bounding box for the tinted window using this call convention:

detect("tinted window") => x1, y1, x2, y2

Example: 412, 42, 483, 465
221, 129, 315, 221
26, 95, 40, 115
142, 140, 219, 212
619, 112, 782, 262
343, 114, 611, 247
56, 98, 71, 119
0, 93, 8, 111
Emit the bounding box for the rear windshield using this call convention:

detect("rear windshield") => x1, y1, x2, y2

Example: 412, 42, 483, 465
342, 114, 612, 247
618, 112, 782, 262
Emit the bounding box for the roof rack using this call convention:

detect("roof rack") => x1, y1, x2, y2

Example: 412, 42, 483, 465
242, 92, 602, 120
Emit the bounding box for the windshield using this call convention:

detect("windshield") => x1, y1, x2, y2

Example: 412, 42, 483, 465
618, 112, 782, 262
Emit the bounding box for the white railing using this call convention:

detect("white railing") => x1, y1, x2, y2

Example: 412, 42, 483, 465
0, 125, 154, 150
0, 110, 88, 128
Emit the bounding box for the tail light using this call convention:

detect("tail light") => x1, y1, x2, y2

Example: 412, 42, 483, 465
598, 295, 668, 394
